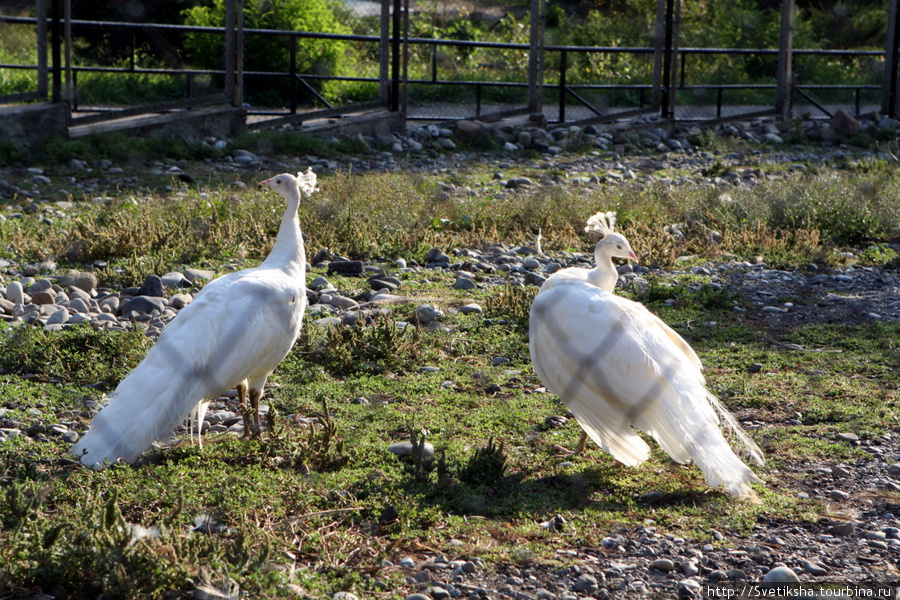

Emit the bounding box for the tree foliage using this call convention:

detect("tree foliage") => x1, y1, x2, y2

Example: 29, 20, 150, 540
182, 0, 351, 106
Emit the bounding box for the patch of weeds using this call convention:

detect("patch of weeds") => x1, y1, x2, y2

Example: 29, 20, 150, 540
333, 134, 370, 154
856, 243, 899, 267
686, 127, 721, 151
257, 402, 349, 473
297, 317, 430, 375
703, 160, 732, 177
0, 322, 149, 386
0, 136, 26, 165
484, 285, 537, 329
644, 281, 737, 311
458, 437, 507, 486
0, 485, 198, 599
230, 129, 329, 157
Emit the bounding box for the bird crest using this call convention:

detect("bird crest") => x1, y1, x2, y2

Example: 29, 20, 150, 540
296, 167, 319, 198
584, 211, 616, 242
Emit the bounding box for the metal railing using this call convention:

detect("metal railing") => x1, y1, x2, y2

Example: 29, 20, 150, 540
0, 5, 892, 128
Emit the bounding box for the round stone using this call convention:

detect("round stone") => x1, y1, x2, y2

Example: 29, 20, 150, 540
651, 558, 676, 572
762, 566, 800, 583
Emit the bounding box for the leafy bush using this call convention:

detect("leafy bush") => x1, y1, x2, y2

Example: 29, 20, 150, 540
183, 0, 351, 107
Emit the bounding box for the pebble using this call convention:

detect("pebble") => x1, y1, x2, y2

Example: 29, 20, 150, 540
459, 303, 483, 315
388, 441, 435, 458
762, 566, 800, 583
650, 558, 675, 572
415, 304, 443, 324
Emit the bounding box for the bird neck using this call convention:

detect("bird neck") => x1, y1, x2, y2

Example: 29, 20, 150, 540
587, 249, 617, 293
262, 192, 307, 278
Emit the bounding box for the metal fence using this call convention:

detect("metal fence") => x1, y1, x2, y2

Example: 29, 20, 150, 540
1, 0, 898, 132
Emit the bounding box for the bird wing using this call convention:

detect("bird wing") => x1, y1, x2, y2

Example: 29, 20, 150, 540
72, 268, 306, 466
529, 276, 762, 498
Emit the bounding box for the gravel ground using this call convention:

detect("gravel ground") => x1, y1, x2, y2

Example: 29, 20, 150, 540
2, 121, 900, 598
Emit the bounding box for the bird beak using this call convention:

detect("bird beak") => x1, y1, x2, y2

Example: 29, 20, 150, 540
629, 251, 639, 263
258, 177, 272, 187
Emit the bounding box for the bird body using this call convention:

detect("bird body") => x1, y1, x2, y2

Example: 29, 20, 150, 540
72, 170, 316, 467
529, 212, 763, 499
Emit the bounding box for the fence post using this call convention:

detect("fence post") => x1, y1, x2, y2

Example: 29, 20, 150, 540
528, 0, 544, 113
558, 49, 567, 123
64, 0, 72, 104
380, 0, 390, 106
775, 0, 795, 120
884, 0, 900, 118
659, 0, 680, 119
651, 0, 664, 112
402, 0, 409, 114
225, 0, 235, 106
290, 37, 297, 114
390, 0, 401, 111
50, 0, 61, 102
36, 0, 47, 99
235, 0, 244, 109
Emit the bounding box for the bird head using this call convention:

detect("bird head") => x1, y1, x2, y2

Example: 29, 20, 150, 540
259, 173, 297, 196
259, 168, 318, 199
596, 232, 639, 263
585, 211, 638, 263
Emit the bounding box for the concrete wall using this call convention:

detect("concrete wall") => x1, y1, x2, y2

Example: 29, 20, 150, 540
0, 103, 68, 149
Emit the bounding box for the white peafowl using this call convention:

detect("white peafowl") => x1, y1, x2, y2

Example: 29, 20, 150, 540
529, 211, 764, 499
71, 170, 317, 468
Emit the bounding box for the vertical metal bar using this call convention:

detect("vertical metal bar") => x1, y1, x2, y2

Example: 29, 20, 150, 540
187, 72, 193, 99
884, 0, 900, 117
717, 87, 723, 119
476, 82, 482, 117
379, 0, 390, 106
775, 0, 795, 120
51, 0, 61, 102
235, 0, 244, 108
402, 0, 408, 114
856, 87, 861, 116
660, 0, 675, 118
528, 0, 545, 113
431, 42, 437, 83
651, 0, 665, 111
290, 37, 297, 114
36, 0, 47, 98
390, 0, 401, 111
72, 69, 78, 110
558, 49, 567, 123
64, 0, 71, 103
224, 0, 235, 105
679, 51, 685, 88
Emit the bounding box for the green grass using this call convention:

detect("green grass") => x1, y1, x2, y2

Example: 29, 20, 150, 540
1, 155, 900, 596
0, 260, 893, 596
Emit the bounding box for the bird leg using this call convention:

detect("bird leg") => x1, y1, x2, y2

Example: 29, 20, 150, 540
236, 379, 253, 439
553, 431, 588, 456
247, 386, 263, 439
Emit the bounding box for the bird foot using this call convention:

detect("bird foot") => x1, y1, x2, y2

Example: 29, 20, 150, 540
552, 444, 579, 456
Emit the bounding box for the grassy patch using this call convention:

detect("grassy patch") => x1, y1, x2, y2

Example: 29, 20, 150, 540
1, 160, 900, 596
0, 268, 893, 595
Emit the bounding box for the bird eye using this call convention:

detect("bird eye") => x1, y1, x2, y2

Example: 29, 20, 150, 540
276, 178, 282, 184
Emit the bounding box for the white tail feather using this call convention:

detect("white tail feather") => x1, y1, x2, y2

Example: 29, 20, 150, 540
71, 351, 218, 467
